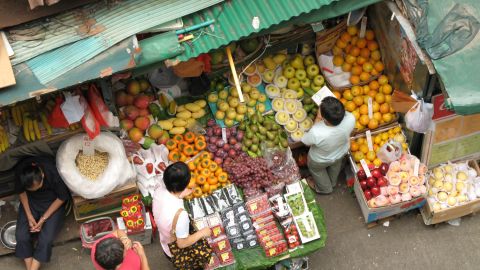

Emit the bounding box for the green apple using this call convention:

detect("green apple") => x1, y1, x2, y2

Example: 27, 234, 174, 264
311, 84, 322, 91
215, 110, 225, 120
295, 88, 304, 99
300, 78, 311, 88
224, 118, 235, 127
226, 108, 237, 120
236, 104, 247, 114
218, 90, 228, 100
290, 55, 304, 70
306, 64, 320, 79
208, 93, 218, 103
283, 67, 296, 79
218, 101, 229, 112
304, 55, 315, 66
247, 107, 255, 116
287, 78, 301, 90
256, 103, 266, 113
249, 89, 260, 100
242, 83, 253, 93
313, 75, 325, 86
247, 99, 257, 107
228, 97, 240, 108
230, 87, 239, 97
295, 69, 307, 81
235, 114, 245, 122
282, 60, 291, 69
262, 70, 275, 83
274, 76, 288, 88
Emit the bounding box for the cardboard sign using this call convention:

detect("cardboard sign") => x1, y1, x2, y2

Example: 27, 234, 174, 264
366, 130, 374, 151
82, 135, 95, 156
312, 85, 335, 106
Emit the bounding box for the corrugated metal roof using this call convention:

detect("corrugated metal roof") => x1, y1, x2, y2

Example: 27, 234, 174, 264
23, 0, 223, 84
174, 0, 380, 62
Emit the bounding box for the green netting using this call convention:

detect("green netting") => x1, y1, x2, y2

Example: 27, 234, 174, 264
220, 181, 327, 270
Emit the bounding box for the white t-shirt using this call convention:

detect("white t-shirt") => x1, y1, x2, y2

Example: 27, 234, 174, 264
152, 186, 190, 257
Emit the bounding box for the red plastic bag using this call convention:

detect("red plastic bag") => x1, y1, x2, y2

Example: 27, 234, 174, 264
79, 94, 100, 139
48, 96, 70, 128
88, 84, 109, 127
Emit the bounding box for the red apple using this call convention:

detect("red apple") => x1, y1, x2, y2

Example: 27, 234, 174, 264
371, 168, 383, 179
371, 186, 381, 197
364, 190, 372, 200
379, 163, 389, 175
366, 177, 376, 188
376, 176, 387, 187
360, 180, 368, 191
357, 169, 367, 180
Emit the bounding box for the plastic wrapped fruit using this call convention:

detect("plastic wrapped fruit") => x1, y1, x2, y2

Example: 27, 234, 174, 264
266, 84, 281, 98
284, 119, 298, 133
290, 129, 304, 142
292, 108, 307, 122
275, 111, 290, 125
283, 90, 297, 99
272, 98, 284, 112
284, 99, 297, 114
299, 118, 313, 131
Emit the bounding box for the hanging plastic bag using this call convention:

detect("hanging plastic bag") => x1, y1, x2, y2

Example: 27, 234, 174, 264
87, 84, 111, 127
405, 99, 434, 133
48, 96, 70, 128
377, 140, 403, 163
61, 92, 84, 124
78, 93, 101, 139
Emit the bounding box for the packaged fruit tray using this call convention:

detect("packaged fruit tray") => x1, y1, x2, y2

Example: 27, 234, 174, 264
349, 122, 409, 172
208, 84, 272, 128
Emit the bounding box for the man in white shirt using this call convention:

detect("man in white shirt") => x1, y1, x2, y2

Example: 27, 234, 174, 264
301, 96, 355, 194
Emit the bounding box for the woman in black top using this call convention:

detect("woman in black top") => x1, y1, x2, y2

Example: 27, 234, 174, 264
14, 156, 70, 270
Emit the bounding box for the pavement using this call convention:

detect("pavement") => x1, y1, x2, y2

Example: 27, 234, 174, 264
1, 182, 480, 270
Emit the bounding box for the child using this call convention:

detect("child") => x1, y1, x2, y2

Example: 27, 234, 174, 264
91, 229, 150, 270
152, 162, 211, 264
302, 96, 355, 194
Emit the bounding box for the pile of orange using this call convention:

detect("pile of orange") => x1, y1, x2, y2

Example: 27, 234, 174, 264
166, 132, 206, 162
185, 152, 230, 199
334, 76, 395, 131
332, 25, 385, 85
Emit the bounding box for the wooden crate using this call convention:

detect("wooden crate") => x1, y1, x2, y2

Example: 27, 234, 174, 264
73, 182, 138, 222
421, 160, 480, 225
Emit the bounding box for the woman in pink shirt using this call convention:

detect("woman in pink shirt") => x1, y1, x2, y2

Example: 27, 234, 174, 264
91, 229, 150, 270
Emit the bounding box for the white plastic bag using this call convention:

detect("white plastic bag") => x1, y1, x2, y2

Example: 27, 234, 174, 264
377, 140, 403, 163
61, 92, 84, 124
132, 144, 169, 179
405, 99, 434, 133
56, 132, 136, 199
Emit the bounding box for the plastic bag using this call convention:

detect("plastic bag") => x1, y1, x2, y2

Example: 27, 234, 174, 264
61, 92, 84, 124
87, 84, 111, 127
377, 140, 403, 163
264, 147, 301, 184
405, 99, 434, 133
48, 96, 70, 128
78, 94, 101, 139
56, 132, 135, 199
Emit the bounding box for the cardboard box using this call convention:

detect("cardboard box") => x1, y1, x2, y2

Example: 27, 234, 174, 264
73, 182, 138, 221
421, 160, 480, 225
116, 212, 153, 246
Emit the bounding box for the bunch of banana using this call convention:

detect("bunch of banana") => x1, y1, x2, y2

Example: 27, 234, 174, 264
0, 126, 10, 153
40, 111, 52, 136
11, 104, 26, 126
23, 114, 42, 142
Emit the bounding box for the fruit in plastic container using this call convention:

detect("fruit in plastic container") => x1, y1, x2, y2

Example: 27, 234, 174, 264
292, 108, 307, 122
284, 119, 298, 133
272, 98, 284, 112
284, 100, 297, 114
290, 129, 304, 142
299, 118, 313, 131
275, 111, 290, 125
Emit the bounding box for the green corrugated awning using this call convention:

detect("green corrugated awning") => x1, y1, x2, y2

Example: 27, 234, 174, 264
171, 0, 381, 62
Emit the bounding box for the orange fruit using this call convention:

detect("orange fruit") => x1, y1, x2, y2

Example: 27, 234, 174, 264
374, 61, 384, 72
332, 46, 343, 56
378, 75, 388, 85
333, 91, 342, 99
345, 101, 356, 112
349, 75, 360, 85
379, 103, 390, 114
366, 151, 376, 161
342, 63, 352, 72
333, 56, 344, 66
347, 26, 358, 36
359, 144, 369, 154
381, 84, 393, 94
372, 101, 380, 113
350, 141, 359, 152
345, 55, 357, 64
373, 158, 382, 167
352, 110, 360, 120
340, 32, 352, 43
370, 69, 379, 77
365, 30, 375, 41
207, 175, 218, 185
351, 66, 363, 75
360, 72, 370, 82
340, 98, 347, 105
360, 48, 370, 59
345, 44, 353, 54
371, 50, 381, 61
363, 96, 370, 105
353, 96, 364, 106
336, 39, 347, 49
202, 183, 210, 193
368, 119, 379, 130
351, 86, 363, 96
375, 93, 385, 104
355, 122, 365, 131
367, 41, 379, 51
385, 94, 392, 103
356, 56, 367, 65
373, 112, 382, 121
359, 104, 368, 115
359, 115, 370, 126
369, 80, 380, 90
351, 36, 359, 46
382, 113, 393, 123
187, 162, 196, 171
390, 105, 395, 113
368, 90, 378, 98
362, 85, 370, 93
356, 38, 367, 48
350, 47, 361, 57
362, 62, 373, 73
196, 175, 207, 185
343, 89, 354, 101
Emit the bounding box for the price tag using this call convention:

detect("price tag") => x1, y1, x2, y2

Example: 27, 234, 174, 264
360, 159, 372, 177
368, 98, 373, 119
413, 159, 420, 177
366, 130, 374, 152
277, 196, 287, 213
219, 241, 226, 250
82, 136, 94, 156
222, 127, 227, 143
221, 253, 230, 260
304, 218, 312, 233
269, 248, 276, 256
250, 203, 257, 212
213, 227, 221, 236
359, 17, 368, 38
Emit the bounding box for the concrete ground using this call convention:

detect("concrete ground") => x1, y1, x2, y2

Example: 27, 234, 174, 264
1, 182, 480, 269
